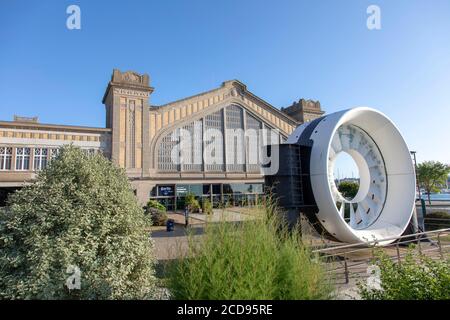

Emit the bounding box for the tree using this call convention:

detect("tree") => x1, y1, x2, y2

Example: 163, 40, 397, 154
0, 145, 156, 299
337, 181, 359, 200
417, 161, 450, 204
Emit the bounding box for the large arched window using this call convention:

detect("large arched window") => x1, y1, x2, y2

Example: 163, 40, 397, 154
156, 105, 280, 173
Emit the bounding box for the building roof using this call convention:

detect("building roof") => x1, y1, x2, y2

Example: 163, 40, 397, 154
155, 79, 300, 126
0, 120, 111, 134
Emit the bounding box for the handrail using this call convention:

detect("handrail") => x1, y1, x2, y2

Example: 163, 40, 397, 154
312, 228, 450, 254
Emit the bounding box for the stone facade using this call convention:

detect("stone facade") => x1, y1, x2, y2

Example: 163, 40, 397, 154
0, 120, 111, 189
281, 99, 325, 123
0, 69, 325, 207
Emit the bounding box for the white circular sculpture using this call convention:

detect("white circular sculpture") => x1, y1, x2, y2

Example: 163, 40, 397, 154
286, 107, 416, 244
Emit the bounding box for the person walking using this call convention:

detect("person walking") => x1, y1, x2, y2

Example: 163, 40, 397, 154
184, 205, 190, 228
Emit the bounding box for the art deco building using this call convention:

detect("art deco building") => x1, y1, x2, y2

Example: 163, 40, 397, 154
0, 69, 324, 208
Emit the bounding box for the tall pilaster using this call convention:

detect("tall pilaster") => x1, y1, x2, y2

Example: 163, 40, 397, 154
102, 69, 154, 177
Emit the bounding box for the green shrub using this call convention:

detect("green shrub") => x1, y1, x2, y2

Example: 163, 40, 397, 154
0, 145, 156, 299
146, 207, 168, 226
202, 199, 213, 215
337, 181, 359, 200
358, 247, 450, 300
147, 199, 166, 212
166, 208, 333, 299
185, 193, 200, 212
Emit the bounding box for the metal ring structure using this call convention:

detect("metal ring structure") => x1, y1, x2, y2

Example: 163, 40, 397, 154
286, 107, 416, 244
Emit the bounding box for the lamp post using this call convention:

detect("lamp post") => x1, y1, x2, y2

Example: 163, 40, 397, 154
410, 151, 423, 233
410, 151, 421, 199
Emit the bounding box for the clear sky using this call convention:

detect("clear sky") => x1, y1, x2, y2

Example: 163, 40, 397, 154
1, 0, 449, 174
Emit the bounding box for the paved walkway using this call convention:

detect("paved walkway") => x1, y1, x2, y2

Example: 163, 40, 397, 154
151, 224, 204, 260
152, 208, 258, 260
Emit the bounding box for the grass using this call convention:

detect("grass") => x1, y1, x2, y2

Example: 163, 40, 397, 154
165, 206, 333, 300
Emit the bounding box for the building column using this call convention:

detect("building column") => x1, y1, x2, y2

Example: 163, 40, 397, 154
242, 109, 248, 173
111, 94, 121, 166
142, 100, 150, 177
11, 146, 16, 171
222, 107, 227, 172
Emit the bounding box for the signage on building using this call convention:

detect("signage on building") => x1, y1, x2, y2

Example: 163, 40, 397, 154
158, 185, 174, 197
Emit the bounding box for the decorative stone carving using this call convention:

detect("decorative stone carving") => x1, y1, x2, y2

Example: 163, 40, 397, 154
113, 88, 149, 98
123, 72, 140, 83
14, 115, 39, 123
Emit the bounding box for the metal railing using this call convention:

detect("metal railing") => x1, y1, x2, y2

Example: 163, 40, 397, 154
312, 228, 450, 285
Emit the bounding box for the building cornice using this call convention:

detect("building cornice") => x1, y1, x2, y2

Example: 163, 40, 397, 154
0, 120, 111, 134
102, 82, 154, 104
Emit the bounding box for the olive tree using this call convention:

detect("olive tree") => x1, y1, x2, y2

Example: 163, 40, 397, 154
0, 146, 156, 299
417, 161, 450, 204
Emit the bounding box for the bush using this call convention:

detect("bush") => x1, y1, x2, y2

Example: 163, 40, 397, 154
202, 199, 213, 215
0, 145, 156, 299
185, 193, 200, 212
146, 199, 166, 212
146, 207, 168, 227
358, 248, 450, 300
166, 208, 333, 299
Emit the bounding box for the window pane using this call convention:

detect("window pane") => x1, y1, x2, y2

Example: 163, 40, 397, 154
23, 157, 30, 170
189, 184, 203, 196
41, 158, 47, 170
204, 110, 224, 171
34, 156, 40, 170
226, 105, 245, 172
203, 184, 211, 195
158, 131, 179, 172
5, 156, 11, 170
212, 184, 221, 195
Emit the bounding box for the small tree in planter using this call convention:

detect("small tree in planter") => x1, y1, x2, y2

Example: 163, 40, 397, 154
185, 193, 200, 213
146, 199, 168, 226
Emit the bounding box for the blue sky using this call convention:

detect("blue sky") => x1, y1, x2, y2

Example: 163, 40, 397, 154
1, 0, 449, 172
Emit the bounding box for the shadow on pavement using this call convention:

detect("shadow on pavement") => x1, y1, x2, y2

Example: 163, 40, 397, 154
151, 225, 205, 238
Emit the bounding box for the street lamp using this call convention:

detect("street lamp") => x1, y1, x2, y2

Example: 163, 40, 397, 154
410, 151, 421, 200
